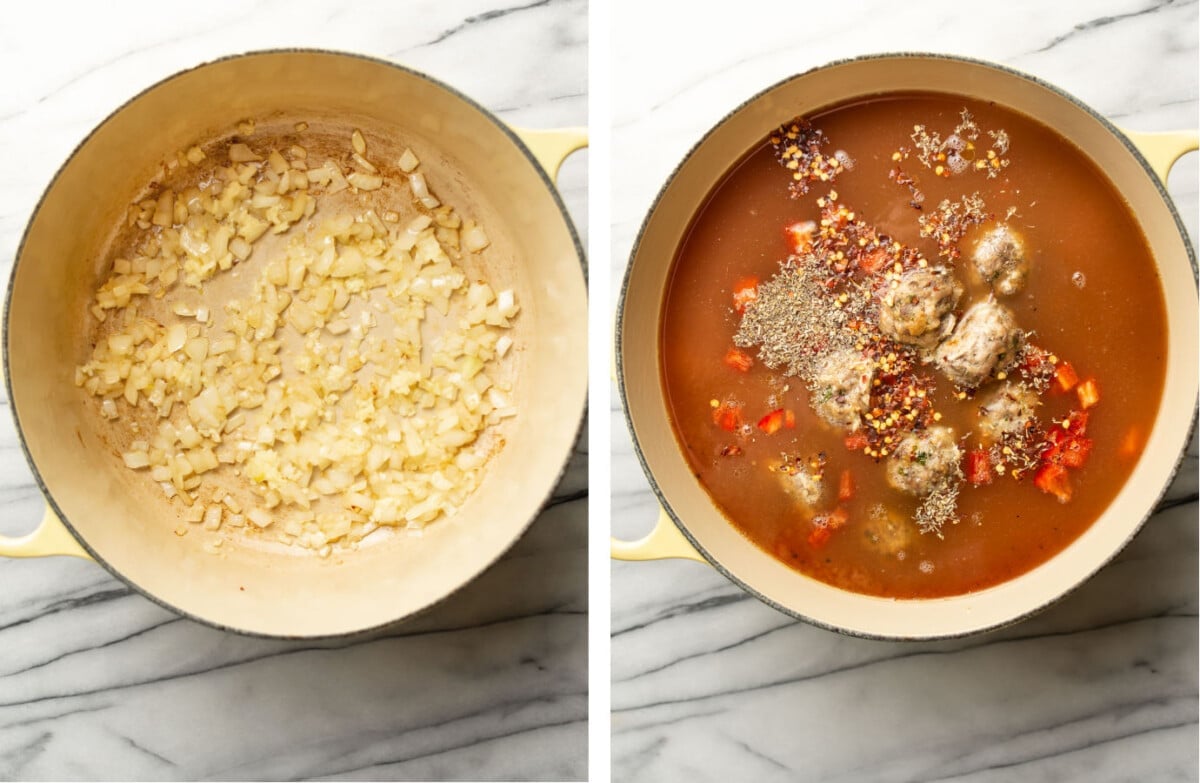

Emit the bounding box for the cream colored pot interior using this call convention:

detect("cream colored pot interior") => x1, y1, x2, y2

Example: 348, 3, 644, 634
7, 52, 587, 637
621, 56, 1197, 638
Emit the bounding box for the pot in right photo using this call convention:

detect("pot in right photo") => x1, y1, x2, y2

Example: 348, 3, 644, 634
610, 2, 1197, 780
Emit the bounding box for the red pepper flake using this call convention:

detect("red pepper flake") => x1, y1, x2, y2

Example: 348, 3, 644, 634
732, 276, 759, 313
723, 347, 754, 372
720, 444, 744, 457
966, 448, 993, 486
713, 401, 743, 432
784, 409, 796, 429
770, 119, 844, 197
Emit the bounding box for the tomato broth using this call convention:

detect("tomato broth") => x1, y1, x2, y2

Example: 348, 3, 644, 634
660, 94, 1167, 598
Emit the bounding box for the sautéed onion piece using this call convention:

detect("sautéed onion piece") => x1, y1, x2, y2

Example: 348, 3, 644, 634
76, 127, 519, 554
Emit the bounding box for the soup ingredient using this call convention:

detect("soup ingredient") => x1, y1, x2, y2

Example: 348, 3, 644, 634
810, 349, 874, 430
777, 453, 826, 507
978, 382, 1039, 442
77, 128, 517, 552
885, 425, 962, 497
933, 298, 1024, 388
972, 224, 1030, 296
877, 267, 962, 349
770, 119, 845, 197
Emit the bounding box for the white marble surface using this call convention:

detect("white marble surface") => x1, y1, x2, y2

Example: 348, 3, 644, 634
0, 1, 587, 780
611, 1, 1198, 781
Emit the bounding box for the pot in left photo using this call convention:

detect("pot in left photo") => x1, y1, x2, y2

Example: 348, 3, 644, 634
0, 4, 587, 781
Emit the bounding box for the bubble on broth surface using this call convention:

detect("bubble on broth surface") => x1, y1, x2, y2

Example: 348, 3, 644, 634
919, 560, 934, 574
947, 152, 969, 174
834, 149, 855, 170
1072, 271, 1087, 289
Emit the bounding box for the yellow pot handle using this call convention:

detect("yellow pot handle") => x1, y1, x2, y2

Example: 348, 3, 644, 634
611, 506, 707, 563
510, 126, 588, 183
1118, 127, 1199, 183
0, 505, 90, 559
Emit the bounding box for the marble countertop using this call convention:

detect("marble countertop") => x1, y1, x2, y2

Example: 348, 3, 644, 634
610, 1, 1198, 781
0, 1, 587, 780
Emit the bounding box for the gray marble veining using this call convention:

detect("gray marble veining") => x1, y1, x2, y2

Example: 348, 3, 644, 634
610, 1, 1198, 781
0, 1, 587, 780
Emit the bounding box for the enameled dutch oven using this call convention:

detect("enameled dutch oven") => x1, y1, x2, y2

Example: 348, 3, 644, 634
1, 50, 587, 638
613, 53, 1197, 640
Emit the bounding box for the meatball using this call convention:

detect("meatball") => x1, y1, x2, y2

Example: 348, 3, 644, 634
886, 426, 962, 496
934, 298, 1024, 389
810, 349, 874, 431
878, 267, 962, 349
777, 460, 825, 507
978, 382, 1039, 442
863, 505, 913, 557
972, 224, 1029, 296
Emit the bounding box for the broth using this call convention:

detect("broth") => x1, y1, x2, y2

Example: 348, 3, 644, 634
660, 94, 1167, 598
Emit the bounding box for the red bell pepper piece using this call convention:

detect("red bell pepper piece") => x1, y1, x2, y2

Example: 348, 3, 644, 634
723, 347, 753, 372
1077, 379, 1100, 409
757, 408, 787, 435
1055, 362, 1080, 392
784, 221, 816, 254
838, 469, 855, 501
966, 449, 993, 486
732, 276, 759, 313
844, 432, 869, 451
1034, 462, 1072, 503
713, 401, 743, 432
806, 507, 849, 548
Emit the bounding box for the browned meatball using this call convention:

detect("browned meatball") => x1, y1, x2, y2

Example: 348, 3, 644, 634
809, 348, 874, 431
934, 298, 1024, 388
878, 267, 962, 349
886, 426, 962, 496
972, 224, 1029, 296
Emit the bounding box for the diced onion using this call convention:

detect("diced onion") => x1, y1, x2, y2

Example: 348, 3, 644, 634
77, 120, 519, 553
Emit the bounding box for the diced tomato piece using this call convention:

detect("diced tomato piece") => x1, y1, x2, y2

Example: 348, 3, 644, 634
784, 221, 816, 254
757, 408, 786, 435
713, 401, 743, 432
732, 276, 759, 313
844, 431, 869, 451
1055, 362, 1080, 392
966, 449, 993, 486
1034, 462, 1072, 503
723, 347, 753, 372
784, 409, 796, 429
838, 469, 855, 501
858, 248, 889, 274
1077, 378, 1100, 409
